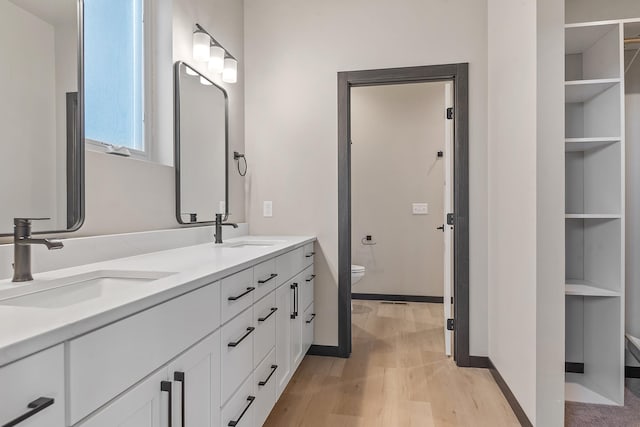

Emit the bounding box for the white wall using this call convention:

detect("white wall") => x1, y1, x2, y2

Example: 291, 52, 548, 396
535, 0, 566, 423
70, 0, 245, 238
566, 0, 640, 23
244, 0, 489, 353
351, 82, 446, 298
487, 0, 538, 420
487, 0, 565, 425
173, 0, 246, 224
0, 1, 58, 232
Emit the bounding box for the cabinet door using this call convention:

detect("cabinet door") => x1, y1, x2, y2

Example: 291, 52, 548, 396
290, 278, 304, 370
78, 369, 167, 427
221, 374, 255, 427
254, 349, 277, 427
0, 346, 65, 427
167, 331, 221, 427
221, 307, 255, 405
275, 282, 292, 397
303, 303, 315, 355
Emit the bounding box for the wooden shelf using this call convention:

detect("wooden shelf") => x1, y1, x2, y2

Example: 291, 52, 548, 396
565, 137, 620, 152
565, 79, 620, 103
565, 373, 619, 406
565, 214, 621, 219
565, 281, 620, 297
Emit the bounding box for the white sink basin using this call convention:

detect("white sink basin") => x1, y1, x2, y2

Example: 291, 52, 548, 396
222, 240, 285, 248
0, 270, 173, 309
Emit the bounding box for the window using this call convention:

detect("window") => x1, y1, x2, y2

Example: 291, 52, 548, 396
85, 0, 144, 152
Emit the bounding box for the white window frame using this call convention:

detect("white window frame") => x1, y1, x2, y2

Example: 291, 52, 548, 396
85, 0, 154, 163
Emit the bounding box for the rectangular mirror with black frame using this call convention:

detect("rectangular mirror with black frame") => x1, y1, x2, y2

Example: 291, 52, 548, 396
174, 61, 228, 225
0, 0, 84, 236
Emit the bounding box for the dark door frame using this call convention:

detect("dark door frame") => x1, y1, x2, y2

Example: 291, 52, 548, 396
337, 63, 471, 366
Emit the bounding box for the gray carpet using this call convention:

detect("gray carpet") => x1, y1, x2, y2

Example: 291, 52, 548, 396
565, 379, 640, 426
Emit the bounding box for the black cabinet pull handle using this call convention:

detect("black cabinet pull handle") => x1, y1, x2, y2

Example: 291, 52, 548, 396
258, 307, 278, 322
228, 396, 255, 426
174, 372, 185, 427
257, 273, 278, 284
161, 381, 172, 427
305, 274, 316, 282
2, 397, 54, 427
305, 252, 315, 258
306, 313, 316, 324
228, 287, 255, 301
258, 365, 278, 386
290, 283, 298, 319
228, 327, 255, 347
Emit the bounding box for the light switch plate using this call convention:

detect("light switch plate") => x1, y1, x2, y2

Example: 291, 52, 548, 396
412, 203, 429, 215
263, 201, 273, 217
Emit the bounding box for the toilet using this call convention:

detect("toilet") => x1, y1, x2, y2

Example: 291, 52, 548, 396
351, 264, 365, 287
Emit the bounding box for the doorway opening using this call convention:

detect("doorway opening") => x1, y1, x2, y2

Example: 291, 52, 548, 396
337, 64, 470, 366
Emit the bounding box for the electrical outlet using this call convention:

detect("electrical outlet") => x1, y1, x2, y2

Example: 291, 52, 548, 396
263, 201, 273, 217
412, 203, 429, 215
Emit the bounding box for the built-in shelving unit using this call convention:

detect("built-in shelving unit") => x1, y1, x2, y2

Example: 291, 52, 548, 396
564, 21, 625, 406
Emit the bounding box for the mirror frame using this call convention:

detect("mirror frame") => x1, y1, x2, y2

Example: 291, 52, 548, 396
173, 60, 229, 225
0, 0, 85, 237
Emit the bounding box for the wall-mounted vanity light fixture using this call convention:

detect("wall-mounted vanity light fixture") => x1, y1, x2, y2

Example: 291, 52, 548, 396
192, 23, 238, 84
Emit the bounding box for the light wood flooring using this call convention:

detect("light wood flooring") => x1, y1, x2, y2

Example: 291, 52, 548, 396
264, 300, 520, 427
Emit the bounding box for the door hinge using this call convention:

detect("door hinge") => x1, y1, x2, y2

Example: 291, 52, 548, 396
447, 318, 455, 331
446, 107, 454, 120
447, 213, 455, 225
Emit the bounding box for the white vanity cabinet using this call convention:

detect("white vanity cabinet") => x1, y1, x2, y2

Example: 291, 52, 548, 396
0, 345, 65, 427
1, 239, 315, 427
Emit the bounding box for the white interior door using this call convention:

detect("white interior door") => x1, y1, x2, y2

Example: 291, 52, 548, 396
443, 82, 454, 357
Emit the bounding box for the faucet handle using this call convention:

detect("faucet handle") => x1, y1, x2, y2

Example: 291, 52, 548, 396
14, 217, 51, 225
14, 218, 52, 239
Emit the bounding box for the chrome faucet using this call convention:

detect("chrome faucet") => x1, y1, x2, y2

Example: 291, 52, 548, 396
214, 213, 238, 244
12, 218, 64, 282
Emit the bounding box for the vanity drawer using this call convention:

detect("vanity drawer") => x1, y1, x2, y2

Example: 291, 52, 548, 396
303, 303, 316, 355
253, 290, 277, 367
303, 242, 315, 267
222, 268, 255, 324
253, 259, 278, 302
0, 345, 65, 427
221, 373, 255, 427
221, 306, 254, 405
276, 247, 304, 283
300, 265, 315, 312
68, 283, 221, 424
254, 349, 277, 427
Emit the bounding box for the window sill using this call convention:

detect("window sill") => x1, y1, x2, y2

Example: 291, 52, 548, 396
85, 139, 171, 167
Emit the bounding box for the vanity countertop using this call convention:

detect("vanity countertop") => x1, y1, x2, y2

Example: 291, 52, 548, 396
0, 235, 315, 367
